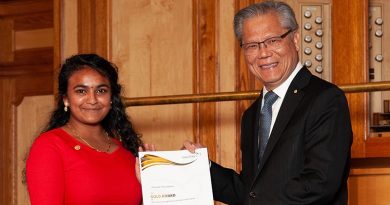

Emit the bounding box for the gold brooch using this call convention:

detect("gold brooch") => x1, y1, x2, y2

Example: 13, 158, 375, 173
74, 145, 81, 150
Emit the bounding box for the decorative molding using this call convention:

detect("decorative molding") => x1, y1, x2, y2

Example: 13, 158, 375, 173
0, 0, 53, 17
0, 64, 52, 77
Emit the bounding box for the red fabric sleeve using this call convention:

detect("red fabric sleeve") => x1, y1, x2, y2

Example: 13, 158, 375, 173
26, 134, 65, 205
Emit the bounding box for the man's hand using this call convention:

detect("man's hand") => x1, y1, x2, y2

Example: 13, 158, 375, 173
182, 140, 204, 153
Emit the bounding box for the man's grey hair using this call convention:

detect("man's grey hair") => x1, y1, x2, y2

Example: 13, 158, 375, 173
234, 1, 298, 42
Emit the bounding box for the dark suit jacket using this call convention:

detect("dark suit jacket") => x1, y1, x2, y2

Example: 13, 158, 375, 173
210, 67, 353, 205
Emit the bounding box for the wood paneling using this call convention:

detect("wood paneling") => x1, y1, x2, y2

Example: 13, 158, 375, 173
13, 11, 53, 31
0, 74, 53, 205
0, 78, 16, 205
349, 158, 390, 205
77, 0, 110, 57
0, 19, 14, 63
233, 0, 257, 172
53, 0, 61, 95
61, 0, 78, 58
16, 95, 54, 205
332, 0, 369, 159
0, 0, 54, 204
193, 0, 218, 160
110, 0, 194, 150
0, 63, 52, 77
217, 0, 237, 170
13, 48, 53, 66
0, 0, 52, 16
14, 28, 53, 50
365, 138, 390, 157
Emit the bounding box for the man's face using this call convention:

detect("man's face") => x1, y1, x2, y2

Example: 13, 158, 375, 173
241, 12, 300, 90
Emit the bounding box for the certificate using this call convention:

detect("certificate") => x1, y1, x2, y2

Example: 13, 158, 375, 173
139, 148, 214, 205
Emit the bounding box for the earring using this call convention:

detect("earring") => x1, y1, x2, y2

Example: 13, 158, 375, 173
64, 106, 68, 112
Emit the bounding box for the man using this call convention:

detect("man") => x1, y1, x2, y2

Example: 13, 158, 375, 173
185, 1, 352, 204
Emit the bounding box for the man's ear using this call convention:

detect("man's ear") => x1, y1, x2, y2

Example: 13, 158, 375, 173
293, 30, 300, 52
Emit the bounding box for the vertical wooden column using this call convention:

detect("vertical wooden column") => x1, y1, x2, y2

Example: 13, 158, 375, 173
233, 0, 257, 171
332, 0, 368, 158
193, 0, 217, 160
53, 0, 61, 95
77, 0, 110, 58
0, 79, 16, 205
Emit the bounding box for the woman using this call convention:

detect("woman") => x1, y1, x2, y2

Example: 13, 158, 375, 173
26, 54, 143, 205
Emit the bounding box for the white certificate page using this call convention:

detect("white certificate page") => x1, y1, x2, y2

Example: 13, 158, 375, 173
139, 148, 214, 205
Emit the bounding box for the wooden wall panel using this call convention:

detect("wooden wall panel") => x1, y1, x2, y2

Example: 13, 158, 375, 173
61, 0, 78, 59
349, 159, 390, 205
193, 0, 218, 160
16, 95, 54, 205
0, 0, 52, 16
111, 0, 194, 150
332, 0, 368, 158
0, 77, 53, 205
217, 0, 237, 170
0, 1, 54, 204
233, 0, 256, 173
0, 78, 16, 205
13, 11, 53, 31
77, 0, 110, 57
0, 19, 14, 63
349, 172, 390, 205
0, 75, 53, 205
14, 29, 53, 50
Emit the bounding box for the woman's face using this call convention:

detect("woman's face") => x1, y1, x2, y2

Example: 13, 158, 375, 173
63, 67, 112, 126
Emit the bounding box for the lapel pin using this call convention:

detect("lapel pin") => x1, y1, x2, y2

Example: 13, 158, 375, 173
294, 89, 298, 94
74, 145, 81, 150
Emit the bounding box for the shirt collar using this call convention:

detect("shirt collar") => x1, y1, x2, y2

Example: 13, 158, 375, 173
263, 62, 303, 99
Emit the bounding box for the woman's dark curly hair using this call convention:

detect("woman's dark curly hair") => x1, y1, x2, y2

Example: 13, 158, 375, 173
44, 53, 142, 155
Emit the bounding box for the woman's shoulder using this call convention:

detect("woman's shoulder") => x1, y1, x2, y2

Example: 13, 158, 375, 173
31, 128, 75, 150
35, 128, 66, 141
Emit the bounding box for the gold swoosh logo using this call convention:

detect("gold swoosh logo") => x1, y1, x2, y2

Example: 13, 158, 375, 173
141, 154, 197, 170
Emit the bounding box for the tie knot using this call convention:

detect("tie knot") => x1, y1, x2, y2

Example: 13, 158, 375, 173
263, 91, 278, 107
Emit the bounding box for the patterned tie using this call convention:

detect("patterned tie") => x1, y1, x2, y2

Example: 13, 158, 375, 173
258, 91, 278, 164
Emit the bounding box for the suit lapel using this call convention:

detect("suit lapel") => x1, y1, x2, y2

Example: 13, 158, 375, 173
250, 96, 263, 174
252, 67, 312, 182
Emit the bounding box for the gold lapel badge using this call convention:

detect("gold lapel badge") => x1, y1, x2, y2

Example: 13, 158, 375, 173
74, 145, 81, 150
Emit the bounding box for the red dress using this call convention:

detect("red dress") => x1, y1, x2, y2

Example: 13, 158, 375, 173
26, 128, 142, 205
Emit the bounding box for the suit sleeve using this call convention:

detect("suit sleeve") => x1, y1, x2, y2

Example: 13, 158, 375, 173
210, 161, 245, 205
26, 135, 65, 205
285, 88, 352, 204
